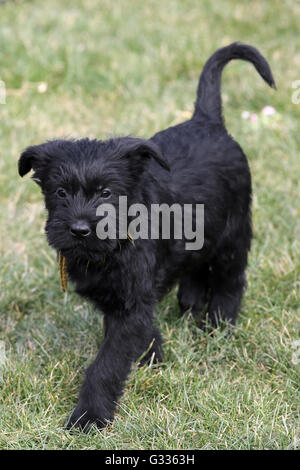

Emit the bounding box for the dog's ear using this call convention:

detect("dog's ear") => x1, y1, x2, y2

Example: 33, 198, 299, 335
121, 138, 170, 171
18, 144, 49, 177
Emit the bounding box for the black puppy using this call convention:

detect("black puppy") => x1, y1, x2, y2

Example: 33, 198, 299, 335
18, 43, 275, 430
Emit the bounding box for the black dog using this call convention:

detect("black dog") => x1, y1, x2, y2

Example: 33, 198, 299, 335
18, 43, 275, 430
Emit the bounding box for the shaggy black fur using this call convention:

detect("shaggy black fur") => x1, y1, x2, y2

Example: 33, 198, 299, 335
18, 43, 275, 430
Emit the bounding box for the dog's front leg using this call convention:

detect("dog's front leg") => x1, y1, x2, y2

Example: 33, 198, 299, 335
66, 310, 159, 431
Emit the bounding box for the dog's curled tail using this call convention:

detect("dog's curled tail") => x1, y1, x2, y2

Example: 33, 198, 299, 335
193, 42, 276, 124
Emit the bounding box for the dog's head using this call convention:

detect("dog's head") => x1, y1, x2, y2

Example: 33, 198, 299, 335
18, 137, 168, 262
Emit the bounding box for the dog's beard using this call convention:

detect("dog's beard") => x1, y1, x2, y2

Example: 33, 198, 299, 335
45, 219, 118, 264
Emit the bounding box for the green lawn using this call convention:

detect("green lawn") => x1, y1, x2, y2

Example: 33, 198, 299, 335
0, 0, 299, 450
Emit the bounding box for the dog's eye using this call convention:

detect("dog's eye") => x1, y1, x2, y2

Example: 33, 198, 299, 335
56, 188, 67, 198
100, 188, 111, 199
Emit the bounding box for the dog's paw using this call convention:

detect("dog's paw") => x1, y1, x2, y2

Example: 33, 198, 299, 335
138, 347, 163, 367
65, 404, 112, 432
177, 276, 208, 318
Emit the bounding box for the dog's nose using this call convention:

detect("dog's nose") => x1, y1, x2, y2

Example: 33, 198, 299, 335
70, 221, 91, 239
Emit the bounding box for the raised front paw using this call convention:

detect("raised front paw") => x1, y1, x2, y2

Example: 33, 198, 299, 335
65, 403, 113, 431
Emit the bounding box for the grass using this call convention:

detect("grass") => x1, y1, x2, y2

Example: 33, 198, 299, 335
0, 0, 299, 450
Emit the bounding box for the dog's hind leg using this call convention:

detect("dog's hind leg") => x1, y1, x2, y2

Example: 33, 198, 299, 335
205, 248, 248, 327
177, 265, 209, 317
